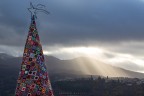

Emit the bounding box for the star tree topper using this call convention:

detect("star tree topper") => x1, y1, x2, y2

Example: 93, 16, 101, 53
28, 2, 50, 18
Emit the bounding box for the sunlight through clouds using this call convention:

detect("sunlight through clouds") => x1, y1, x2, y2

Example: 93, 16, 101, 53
43, 46, 144, 73
1, 44, 144, 73
61, 47, 105, 57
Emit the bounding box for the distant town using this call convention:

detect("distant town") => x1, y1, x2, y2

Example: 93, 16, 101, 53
0, 71, 144, 96
51, 75, 144, 96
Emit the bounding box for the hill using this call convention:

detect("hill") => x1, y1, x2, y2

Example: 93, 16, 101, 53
0, 53, 144, 78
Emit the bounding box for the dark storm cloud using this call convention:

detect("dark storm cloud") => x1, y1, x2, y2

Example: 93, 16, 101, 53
39, 0, 144, 46
0, 0, 144, 46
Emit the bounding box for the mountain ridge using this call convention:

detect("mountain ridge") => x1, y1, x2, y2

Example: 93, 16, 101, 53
0, 53, 144, 78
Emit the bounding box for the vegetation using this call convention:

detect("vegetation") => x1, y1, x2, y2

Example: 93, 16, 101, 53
0, 73, 144, 96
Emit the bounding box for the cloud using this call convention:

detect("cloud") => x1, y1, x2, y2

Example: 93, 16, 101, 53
0, 0, 144, 73
0, 0, 144, 47
0, 45, 23, 56
42, 46, 144, 72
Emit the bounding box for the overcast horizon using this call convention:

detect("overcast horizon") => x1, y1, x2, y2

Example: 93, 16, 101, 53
0, 0, 144, 73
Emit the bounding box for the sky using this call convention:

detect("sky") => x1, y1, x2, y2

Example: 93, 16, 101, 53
0, 0, 144, 73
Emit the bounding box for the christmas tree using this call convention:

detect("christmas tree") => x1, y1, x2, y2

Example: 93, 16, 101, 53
15, 3, 54, 96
